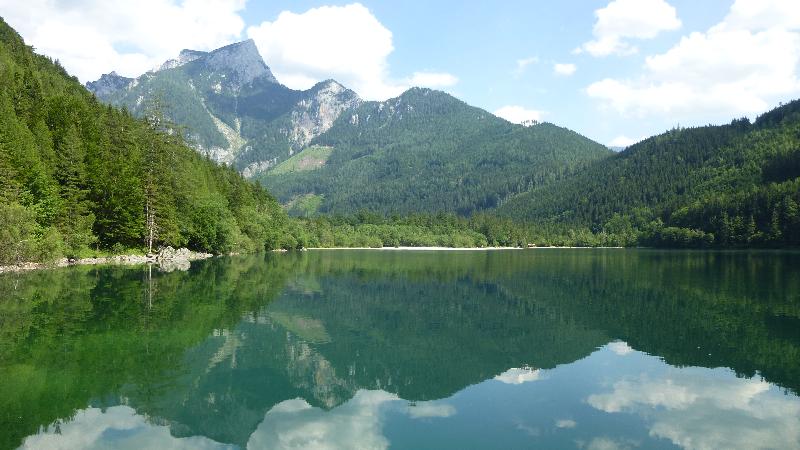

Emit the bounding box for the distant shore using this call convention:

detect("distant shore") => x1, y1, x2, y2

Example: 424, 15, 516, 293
306, 246, 520, 251
305, 246, 624, 251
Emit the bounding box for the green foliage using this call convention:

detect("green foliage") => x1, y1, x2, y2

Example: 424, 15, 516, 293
0, 18, 292, 261
269, 145, 332, 175
286, 193, 324, 218
294, 212, 630, 248
0, 203, 63, 264
498, 102, 800, 248
262, 88, 612, 215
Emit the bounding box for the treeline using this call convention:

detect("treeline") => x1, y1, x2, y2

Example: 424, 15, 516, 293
0, 18, 293, 265
290, 212, 635, 248
291, 206, 799, 249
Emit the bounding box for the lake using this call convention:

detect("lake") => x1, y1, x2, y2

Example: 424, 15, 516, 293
1, 249, 799, 449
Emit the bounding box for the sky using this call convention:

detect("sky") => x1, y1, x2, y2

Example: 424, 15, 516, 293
2, 0, 800, 146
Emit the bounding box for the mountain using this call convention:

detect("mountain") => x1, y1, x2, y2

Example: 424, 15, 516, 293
89, 41, 611, 216
87, 39, 361, 177
497, 102, 800, 247
260, 88, 611, 215
0, 18, 295, 264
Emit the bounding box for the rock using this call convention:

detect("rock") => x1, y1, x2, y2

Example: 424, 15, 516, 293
0, 247, 212, 274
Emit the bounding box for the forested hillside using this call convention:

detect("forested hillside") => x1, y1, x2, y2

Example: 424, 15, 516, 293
0, 18, 294, 265
261, 88, 612, 215
498, 102, 800, 247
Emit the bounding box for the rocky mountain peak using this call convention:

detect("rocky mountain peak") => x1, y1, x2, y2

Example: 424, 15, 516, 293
158, 49, 208, 71
85, 71, 133, 98
205, 39, 277, 86
285, 79, 361, 148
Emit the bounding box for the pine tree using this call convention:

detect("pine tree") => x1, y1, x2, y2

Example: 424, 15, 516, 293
55, 124, 95, 254
142, 97, 181, 253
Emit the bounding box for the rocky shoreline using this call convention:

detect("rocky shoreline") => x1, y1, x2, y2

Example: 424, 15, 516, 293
0, 247, 212, 274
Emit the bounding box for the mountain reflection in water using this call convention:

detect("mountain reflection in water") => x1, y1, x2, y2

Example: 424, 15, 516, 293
2, 250, 799, 449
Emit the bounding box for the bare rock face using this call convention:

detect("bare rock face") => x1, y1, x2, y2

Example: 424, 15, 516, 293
288, 80, 362, 147
85, 72, 133, 98
204, 39, 278, 88
158, 49, 208, 71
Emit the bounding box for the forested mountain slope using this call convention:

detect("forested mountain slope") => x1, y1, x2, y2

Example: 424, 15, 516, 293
261, 88, 612, 215
498, 102, 800, 247
0, 18, 293, 264
88, 40, 611, 217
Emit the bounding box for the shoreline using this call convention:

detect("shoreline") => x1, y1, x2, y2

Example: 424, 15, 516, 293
305, 246, 521, 251
0, 247, 212, 275
0, 246, 633, 274
304, 246, 625, 251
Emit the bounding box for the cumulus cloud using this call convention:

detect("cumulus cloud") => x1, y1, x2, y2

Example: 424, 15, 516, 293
406, 402, 457, 419
494, 367, 542, 384
19, 406, 233, 450
607, 341, 635, 355
607, 136, 642, 148
248, 391, 397, 450
555, 419, 577, 429
247, 3, 457, 100
587, 370, 800, 450
554, 63, 577, 76
0, 0, 247, 82
582, 436, 637, 450
247, 390, 455, 449
579, 0, 681, 57
587, 0, 800, 118
493, 106, 545, 125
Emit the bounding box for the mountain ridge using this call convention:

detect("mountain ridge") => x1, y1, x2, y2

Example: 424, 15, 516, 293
88, 40, 361, 175
88, 39, 612, 216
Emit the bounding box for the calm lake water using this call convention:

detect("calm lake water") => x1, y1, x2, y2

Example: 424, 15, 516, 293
1, 249, 799, 449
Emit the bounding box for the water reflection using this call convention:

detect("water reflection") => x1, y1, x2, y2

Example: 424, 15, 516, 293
587, 365, 800, 449
2, 250, 799, 449
20, 343, 798, 449
18, 406, 235, 450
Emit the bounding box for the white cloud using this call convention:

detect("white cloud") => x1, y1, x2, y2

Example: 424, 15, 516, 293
583, 437, 636, 450
723, 0, 800, 31
406, 402, 456, 419
0, 0, 247, 82
555, 419, 577, 429
607, 136, 643, 148
19, 406, 233, 450
248, 390, 397, 450
514, 56, 539, 76
587, 370, 800, 450
580, 0, 682, 57
494, 367, 542, 384
247, 390, 454, 449
607, 341, 635, 354
554, 63, 577, 76
493, 106, 545, 125
587, 0, 800, 118
247, 3, 457, 100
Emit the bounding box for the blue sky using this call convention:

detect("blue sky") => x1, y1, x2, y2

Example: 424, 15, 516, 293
3, 0, 800, 146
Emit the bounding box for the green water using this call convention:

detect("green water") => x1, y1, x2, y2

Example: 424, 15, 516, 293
1, 249, 799, 449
